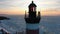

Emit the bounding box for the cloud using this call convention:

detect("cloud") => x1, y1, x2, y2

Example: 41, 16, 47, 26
0, 0, 60, 11
0, 0, 30, 9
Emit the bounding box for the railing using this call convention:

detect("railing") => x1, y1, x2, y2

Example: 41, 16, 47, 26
25, 11, 41, 18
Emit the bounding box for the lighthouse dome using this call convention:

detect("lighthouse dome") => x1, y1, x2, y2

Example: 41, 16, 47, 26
29, 1, 37, 7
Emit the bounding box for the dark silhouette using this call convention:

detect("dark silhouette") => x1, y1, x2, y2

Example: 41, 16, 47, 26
0, 16, 10, 23
0, 16, 10, 20
25, 1, 41, 23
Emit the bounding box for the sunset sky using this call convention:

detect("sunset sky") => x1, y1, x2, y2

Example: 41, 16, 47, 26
0, 0, 60, 16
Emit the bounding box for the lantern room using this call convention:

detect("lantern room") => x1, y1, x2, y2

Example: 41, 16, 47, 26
29, 1, 37, 12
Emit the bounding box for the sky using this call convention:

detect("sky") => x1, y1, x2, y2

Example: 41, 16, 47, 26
0, 0, 60, 16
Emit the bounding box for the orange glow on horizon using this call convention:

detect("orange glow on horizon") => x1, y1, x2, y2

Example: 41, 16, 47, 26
0, 8, 25, 15
41, 10, 60, 16
0, 8, 60, 16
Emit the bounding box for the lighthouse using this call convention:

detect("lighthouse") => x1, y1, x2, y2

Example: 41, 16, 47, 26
25, 1, 41, 34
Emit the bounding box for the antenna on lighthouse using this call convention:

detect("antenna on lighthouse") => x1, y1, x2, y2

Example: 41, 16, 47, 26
25, 10, 26, 18
38, 11, 40, 17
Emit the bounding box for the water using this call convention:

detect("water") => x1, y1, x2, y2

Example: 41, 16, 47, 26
0, 15, 60, 34
40, 16, 60, 34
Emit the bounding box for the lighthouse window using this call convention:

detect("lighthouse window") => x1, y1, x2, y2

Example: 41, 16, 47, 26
30, 7, 33, 11
33, 7, 34, 11
30, 7, 35, 11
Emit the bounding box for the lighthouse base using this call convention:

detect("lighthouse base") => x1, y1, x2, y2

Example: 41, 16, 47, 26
26, 29, 39, 34
26, 23, 39, 34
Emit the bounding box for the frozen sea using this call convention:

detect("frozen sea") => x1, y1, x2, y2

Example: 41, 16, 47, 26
0, 15, 60, 34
